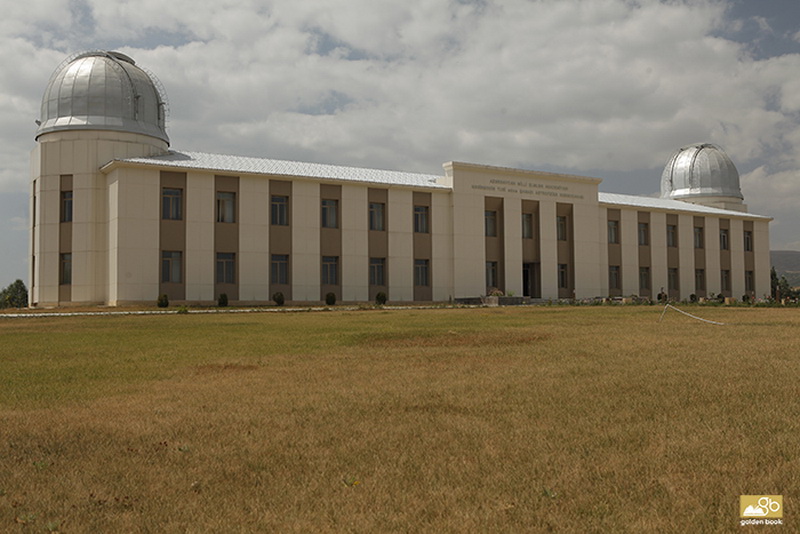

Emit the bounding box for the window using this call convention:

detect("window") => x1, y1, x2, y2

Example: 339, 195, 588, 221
522, 213, 534, 239
719, 229, 729, 250
667, 225, 677, 247
271, 196, 288, 226
369, 257, 386, 286
216, 192, 236, 223
668, 268, 679, 292
485, 210, 497, 237
558, 264, 569, 289
322, 256, 339, 285
216, 253, 235, 284
609, 266, 621, 290
271, 254, 288, 285
414, 259, 430, 287
414, 206, 429, 233
369, 202, 385, 231
639, 267, 650, 291
557, 216, 568, 241
721, 270, 730, 292
694, 227, 704, 249
61, 191, 73, 222
638, 223, 649, 246
59, 253, 72, 285
744, 231, 753, 252
607, 220, 619, 244
161, 251, 182, 283
745, 270, 755, 293
162, 188, 182, 220
321, 199, 338, 228
695, 269, 705, 291
486, 261, 498, 289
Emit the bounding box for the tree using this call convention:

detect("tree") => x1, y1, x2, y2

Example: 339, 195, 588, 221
0, 279, 28, 309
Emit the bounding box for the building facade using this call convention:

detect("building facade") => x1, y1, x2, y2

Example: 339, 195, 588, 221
29, 52, 772, 307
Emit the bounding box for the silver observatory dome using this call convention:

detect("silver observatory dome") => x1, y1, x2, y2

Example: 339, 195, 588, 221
36, 51, 169, 144
660, 143, 742, 202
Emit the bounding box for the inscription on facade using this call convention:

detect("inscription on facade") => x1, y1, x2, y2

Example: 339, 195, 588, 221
470, 178, 585, 200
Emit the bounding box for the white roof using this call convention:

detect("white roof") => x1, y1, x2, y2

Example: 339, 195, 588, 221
115, 150, 448, 189
599, 192, 771, 220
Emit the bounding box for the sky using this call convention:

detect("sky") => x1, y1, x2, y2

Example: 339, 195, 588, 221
2, 0, 800, 285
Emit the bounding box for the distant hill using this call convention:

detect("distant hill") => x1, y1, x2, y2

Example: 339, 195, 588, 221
771, 250, 800, 287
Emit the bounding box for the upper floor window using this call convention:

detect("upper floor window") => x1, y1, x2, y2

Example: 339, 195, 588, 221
557, 216, 568, 241
744, 231, 753, 252
667, 225, 678, 247
216, 192, 236, 223
638, 222, 649, 246
485, 210, 498, 237
369, 202, 385, 231
719, 229, 729, 250
162, 188, 182, 220
522, 213, 534, 239
61, 191, 73, 223
321, 199, 338, 229
607, 220, 619, 244
693, 227, 704, 249
414, 205, 429, 233
271, 196, 288, 226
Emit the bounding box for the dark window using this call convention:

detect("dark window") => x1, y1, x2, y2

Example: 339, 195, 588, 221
485, 210, 497, 237
609, 265, 621, 290
161, 251, 182, 283
216, 192, 236, 223
638, 223, 649, 246
668, 268, 679, 291
721, 270, 730, 292
694, 227, 704, 249
558, 264, 568, 288
61, 191, 73, 223
522, 213, 534, 239
369, 203, 385, 231
321, 199, 338, 228
608, 220, 619, 244
322, 256, 339, 285
744, 231, 753, 252
745, 270, 755, 293
271, 254, 288, 285
369, 257, 386, 286
216, 252, 235, 284
639, 267, 650, 291
695, 269, 705, 291
486, 261, 498, 289
667, 225, 677, 247
720, 229, 729, 250
557, 216, 568, 241
59, 253, 72, 285
414, 259, 430, 287
414, 205, 429, 233
162, 188, 182, 220
271, 196, 288, 226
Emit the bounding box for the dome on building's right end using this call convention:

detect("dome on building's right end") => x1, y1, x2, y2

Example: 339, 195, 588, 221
660, 143, 743, 202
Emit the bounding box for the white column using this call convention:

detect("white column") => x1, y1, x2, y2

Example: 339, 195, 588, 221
539, 201, 558, 299
504, 197, 523, 296
238, 176, 270, 302
574, 203, 603, 298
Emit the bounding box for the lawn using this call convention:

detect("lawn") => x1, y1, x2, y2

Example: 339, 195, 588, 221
1, 305, 798, 532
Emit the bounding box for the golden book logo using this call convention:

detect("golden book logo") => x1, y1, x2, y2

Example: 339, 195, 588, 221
740, 495, 782, 519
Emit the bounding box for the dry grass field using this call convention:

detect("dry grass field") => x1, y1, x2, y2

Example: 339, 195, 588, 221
1, 305, 798, 533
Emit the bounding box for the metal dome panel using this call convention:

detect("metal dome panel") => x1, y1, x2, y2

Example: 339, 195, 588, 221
36, 51, 169, 144
660, 143, 742, 201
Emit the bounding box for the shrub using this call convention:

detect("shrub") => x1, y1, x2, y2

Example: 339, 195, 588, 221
375, 292, 387, 306
157, 294, 169, 308
325, 292, 336, 306
689, 293, 698, 303
218, 293, 228, 307
272, 292, 285, 306
177, 306, 189, 314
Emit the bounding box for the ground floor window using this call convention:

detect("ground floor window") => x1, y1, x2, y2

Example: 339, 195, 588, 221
59, 253, 72, 285
609, 265, 621, 290
322, 256, 339, 285
695, 269, 705, 292
216, 253, 235, 284
639, 267, 650, 291
721, 270, 730, 292
369, 257, 386, 286
271, 254, 288, 285
558, 264, 568, 289
414, 259, 430, 287
486, 261, 498, 290
745, 270, 755, 293
161, 251, 182, 283
668, 268, 679, 292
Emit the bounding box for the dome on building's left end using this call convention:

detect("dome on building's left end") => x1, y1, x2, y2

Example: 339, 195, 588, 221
36, 51, 169, 144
